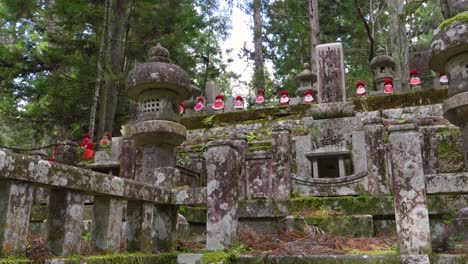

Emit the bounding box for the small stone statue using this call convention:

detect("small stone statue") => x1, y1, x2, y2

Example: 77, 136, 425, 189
212, 93, 225, 110
355, 80, 366, 97
409, 69, 422, 90
99, 133, 111, 152
384, 78, 394, 94
255, 88, 265, 106
179, 101, 184, 114
81, 133, 90, 148
279, 90, 290, 105
234, 95, 244, 110
194, 97, 205, 112
82, 142, 95, 160
440, 74, 449, 85
303, 89, 314, 104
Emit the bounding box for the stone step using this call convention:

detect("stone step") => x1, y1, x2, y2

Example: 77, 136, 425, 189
289, 214, 374, 237
177, 254, 203, 264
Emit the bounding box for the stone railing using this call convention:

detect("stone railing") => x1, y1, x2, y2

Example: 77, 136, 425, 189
0, 150, 205, 257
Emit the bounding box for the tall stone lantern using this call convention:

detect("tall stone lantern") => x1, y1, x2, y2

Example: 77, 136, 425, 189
296, 63, 317, 100
126, 43, 191, 252
429, 1, 468, 169
370, 47, 396, 93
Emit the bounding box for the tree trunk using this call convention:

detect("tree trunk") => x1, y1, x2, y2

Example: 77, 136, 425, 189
440, 0, 451, 19
253, 0, 265, 89
97, 0, 132, 139
388, 0, 409, 93
308, 0, 320, 72
89, 0, 111, 142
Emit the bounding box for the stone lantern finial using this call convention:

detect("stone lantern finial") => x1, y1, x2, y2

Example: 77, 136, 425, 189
148, 43, 170, 63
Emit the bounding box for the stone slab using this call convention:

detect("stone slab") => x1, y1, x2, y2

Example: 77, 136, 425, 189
0, 151, 170, 203
238, 199, 288, 218
316, 43, 346, 103
177, 253, 202, 264
171, 187, 207, 205
293, 214, 374, 237
426, 173, 468, 194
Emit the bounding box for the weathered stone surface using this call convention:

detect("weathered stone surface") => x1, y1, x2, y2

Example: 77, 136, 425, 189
245, 151, 272, 199
119, 138, 137, 179
309, 102, 354, 119
231, 136, 248, 202
205, 81, 219, 104
442, 91, 468, 126
238, 199, 288, 218
236, 254, 401, 263
171, 187, 207, 205
176, 214, 190, 240
316, 43, 346, 103
294, 135, 312, 181
293, 171, 368, 197
430, 20, 468, 75
0, 181, 33, 256
389, 124, 432, 254
293, 214, 374, 237
47, 190, 85, 256
131, 120, 186, 146
0, 151, 171, 203
463, 123, 468, 169
426, 173, 468, 194
363, 118, 390, 195
152, 205, 177, 252
55, 141, 78, 166
271, 129, 291, 200
92, 196, 124, 253
409, 50, 435, 90
351, 130, 367, 174
126, 201, 153, 253
303, 117, 358, 148
401, 254, 430, 264
419, 124, 440, 174
177, 253, 202, 264
205, 142, 239, 250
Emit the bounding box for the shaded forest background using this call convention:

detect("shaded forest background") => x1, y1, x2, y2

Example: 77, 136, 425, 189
0, 0, 443, 150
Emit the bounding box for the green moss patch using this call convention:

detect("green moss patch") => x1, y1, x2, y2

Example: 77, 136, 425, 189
436, 129, 465, 173
353, 89, 448, 112
29, 203, 48, 222
288, 196, 394, 216
439, 11, 468, 29
179, 206, 207, 223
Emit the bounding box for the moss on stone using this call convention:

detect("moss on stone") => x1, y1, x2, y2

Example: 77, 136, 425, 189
352, 89, 448, 112
439, 11, 468, 29
179, 206, 207, 223
29, 203, 48, 222
58, 253, 178, 264
202, 251, 228, 264
436, 129, 464, 173
288, 196, 394, 216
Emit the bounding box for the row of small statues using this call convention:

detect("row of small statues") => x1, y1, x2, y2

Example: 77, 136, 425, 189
47, 132, 113, 162
179, 68, 449, 113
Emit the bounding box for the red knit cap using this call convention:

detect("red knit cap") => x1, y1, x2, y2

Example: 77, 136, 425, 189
280, 90, 288, 96
84, 133, 90, 139
384, 78, 393, 85
258, 88, 265, 94
356, 80, 365, 87
87, 142, 94, 150
305, 89, 313, 95
410, 69, 418, 75
179, 101, 184, 106
236, 96, 243, 101
215, 94, 224, 100
197, 97, 205, 102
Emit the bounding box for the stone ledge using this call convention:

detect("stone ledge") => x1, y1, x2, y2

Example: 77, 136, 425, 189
292, 214, 374, 237
236, 254, 400, 264
0, 151, 170, 204
238, 199, 288, 218
171, 187, 207, 205
426, 173, 468, 194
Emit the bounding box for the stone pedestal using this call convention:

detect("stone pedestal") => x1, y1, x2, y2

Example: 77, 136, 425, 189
126, 201, 153, 253
205, 141, 239, 250
316, 43, 346, 103
91, 196, 124, 252
363, 118, 390, 195
47, 189, 85, 256
0, 181, 33, 256
389, 124, 431, 255
271, 127, 291, 200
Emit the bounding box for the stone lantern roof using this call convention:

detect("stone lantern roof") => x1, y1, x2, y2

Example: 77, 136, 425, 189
126, 43, 191, 101
429, 18, 468, 73
296, 63, 317, 83
370, 48, 395, 69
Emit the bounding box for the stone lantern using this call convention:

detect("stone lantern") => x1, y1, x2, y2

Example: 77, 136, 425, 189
429, 0, 468, 170
296, 63, 317, 100
370, 47, 395, 94
126, 43, 191, 252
